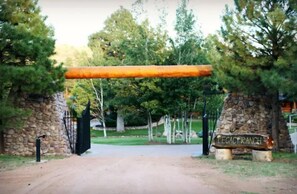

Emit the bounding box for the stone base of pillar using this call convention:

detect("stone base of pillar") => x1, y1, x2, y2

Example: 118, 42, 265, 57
252, 150, 273, 162
215, 149, 232, 160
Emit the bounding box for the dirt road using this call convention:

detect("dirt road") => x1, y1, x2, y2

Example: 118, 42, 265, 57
0, 145, 296, 194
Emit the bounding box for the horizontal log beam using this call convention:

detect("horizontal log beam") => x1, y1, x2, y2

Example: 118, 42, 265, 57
65, 65, 212, 79
213, 134, 274, 150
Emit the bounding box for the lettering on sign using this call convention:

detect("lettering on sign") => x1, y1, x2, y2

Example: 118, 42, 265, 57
213, 134, 273, 150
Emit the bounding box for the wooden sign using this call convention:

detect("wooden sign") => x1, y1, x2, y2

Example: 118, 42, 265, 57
213, 134, 274, 150
65, 65, 212, 79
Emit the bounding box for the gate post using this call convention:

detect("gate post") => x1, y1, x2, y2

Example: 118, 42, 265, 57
76, 117, 82, 155
36, 135, 46, 162
36, 138, 41, 162
202, 96, 209, 155
202, 114, 209, 155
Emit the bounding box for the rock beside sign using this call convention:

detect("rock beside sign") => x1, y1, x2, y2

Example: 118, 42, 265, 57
252, 150, 273, 162
215, 149, 233, 160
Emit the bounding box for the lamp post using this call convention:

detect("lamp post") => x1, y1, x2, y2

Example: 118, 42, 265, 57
36, 135, 46, 162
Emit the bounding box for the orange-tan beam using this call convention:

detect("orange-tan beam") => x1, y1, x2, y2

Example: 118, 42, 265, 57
65, 65, 212, 79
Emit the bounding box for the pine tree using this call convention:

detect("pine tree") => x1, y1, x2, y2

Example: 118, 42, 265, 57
0, 0, 65, 131
212, 0, 297, 150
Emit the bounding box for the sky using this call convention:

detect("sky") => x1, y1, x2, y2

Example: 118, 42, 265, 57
38, 0, 234, 47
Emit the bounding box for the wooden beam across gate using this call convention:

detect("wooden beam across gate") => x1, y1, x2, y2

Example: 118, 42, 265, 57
65, 65, 212, 79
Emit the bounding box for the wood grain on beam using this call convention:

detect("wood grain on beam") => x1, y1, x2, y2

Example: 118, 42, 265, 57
65, 65, 212, 79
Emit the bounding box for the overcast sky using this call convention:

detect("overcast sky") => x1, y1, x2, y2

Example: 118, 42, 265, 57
38, 0, 234, 46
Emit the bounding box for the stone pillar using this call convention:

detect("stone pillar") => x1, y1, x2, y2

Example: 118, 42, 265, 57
4, 93, 71, 156
215, 93, 294, 153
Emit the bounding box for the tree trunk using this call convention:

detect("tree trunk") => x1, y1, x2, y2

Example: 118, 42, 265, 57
172, 116, 176, 143
99, 79, 107, 138
147, 112, 153, 142
90, 79, 107, 137
182, 111, 188, 143
189, 113, 193, 144
164, 115, 172, 144
0, 131, 4, 153
116, 112, 125, 132
181, 113, 184, 142
271, 92, 280, 151
189, 98, 197, 144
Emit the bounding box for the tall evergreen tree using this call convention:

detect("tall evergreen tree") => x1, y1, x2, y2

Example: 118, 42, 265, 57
212, 0, 297, 150
0, 0, 65, 131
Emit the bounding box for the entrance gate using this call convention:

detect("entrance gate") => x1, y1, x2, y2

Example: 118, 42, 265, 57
64, 65, 213, 155
63, 101, 90, 155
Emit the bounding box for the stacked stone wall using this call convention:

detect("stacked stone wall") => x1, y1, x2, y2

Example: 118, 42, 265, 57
4, 93, 71, 156
215, 93, 293, 152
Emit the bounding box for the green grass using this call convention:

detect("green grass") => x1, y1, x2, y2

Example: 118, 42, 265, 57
91, 120, 204, 145
197, 152, 297, 178
0, 154, 33, 171
92, 137, 149, 145
91, 128, 149, 137
91, 120, 204, 138
0, 154, 66, 172
288, 127, 297, 134
92, 136, 202, 145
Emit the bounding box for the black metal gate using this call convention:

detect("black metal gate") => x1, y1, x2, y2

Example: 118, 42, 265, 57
202, 97, 222, 155
63, 109, 77, 154
76, 101, 91, 155
63, 101, 90, 155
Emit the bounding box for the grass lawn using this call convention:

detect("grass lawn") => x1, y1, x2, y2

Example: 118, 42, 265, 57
0, 154, 65, 172
91, 128, 149, 137
288, 127, 297, 134
197, 152, 297, 178
91, 120, 204, 145
91, 120, 204, 137
91, 136, 202, 145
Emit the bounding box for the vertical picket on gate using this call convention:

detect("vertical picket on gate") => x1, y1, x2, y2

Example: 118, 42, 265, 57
63, 110, 77, 154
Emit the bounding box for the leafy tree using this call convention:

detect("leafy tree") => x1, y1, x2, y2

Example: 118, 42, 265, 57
89, 8, 138, 132
0, 0, 65, 132
88, 7, 168, 133
211, 0, 297, 150
173, 0, 204, 64
159, 0, 213, 143
89, 7, 138, 65
67, 80, 94, 114
65, 44, 110, 137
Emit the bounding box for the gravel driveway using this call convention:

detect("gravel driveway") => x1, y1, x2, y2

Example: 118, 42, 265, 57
83, 144, 202, 157
1, 143, 296, 194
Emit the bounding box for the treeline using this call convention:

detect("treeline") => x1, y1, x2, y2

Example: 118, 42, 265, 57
1, 0, 296, 149
65, 1, 224, 140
